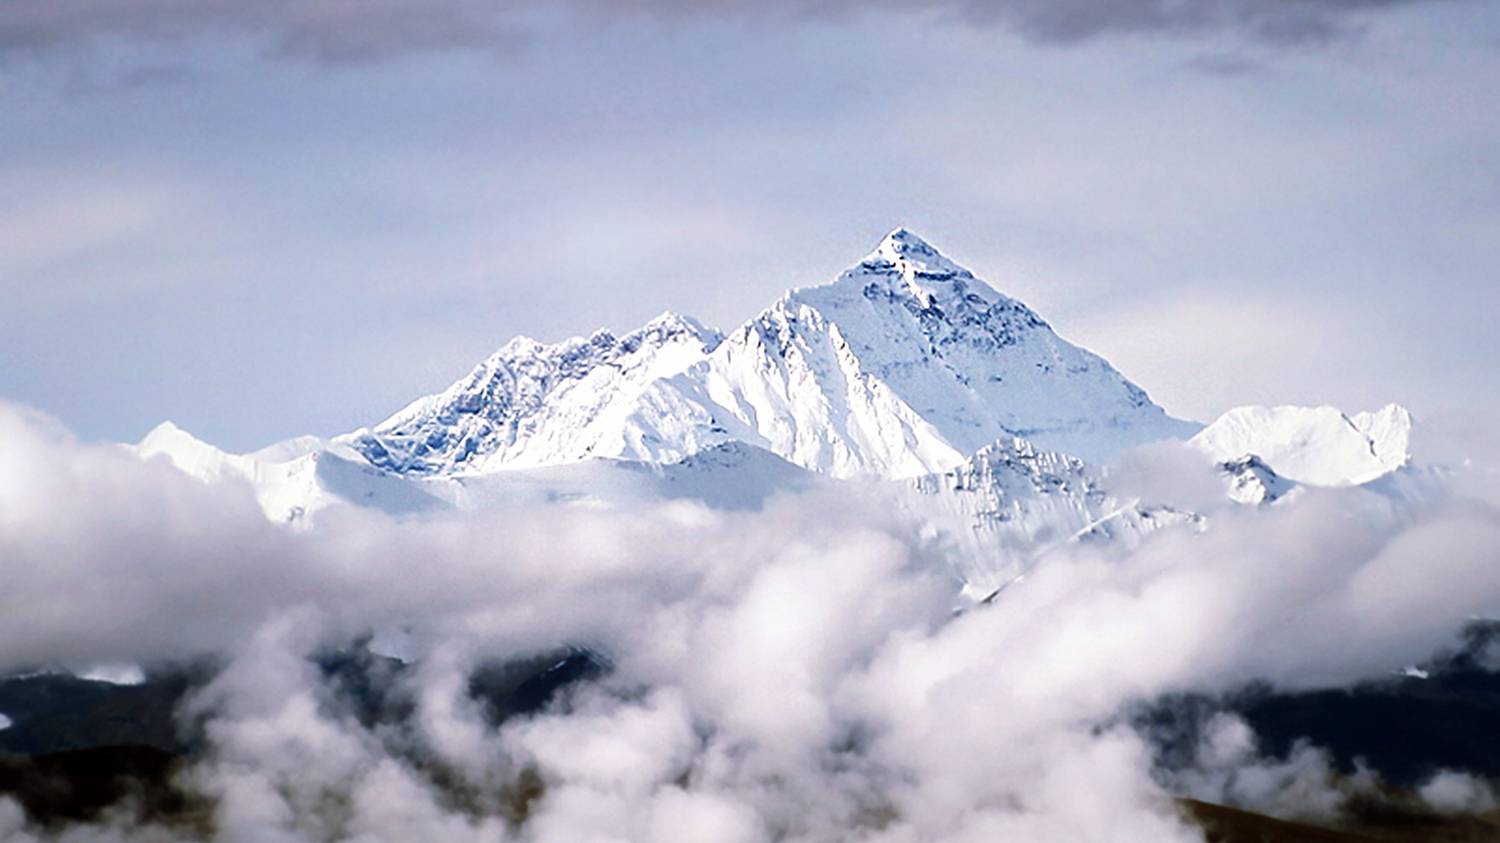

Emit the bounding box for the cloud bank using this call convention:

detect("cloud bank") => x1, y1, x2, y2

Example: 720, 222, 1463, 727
2, 399, 1500, 841
0, 0, 1453, 63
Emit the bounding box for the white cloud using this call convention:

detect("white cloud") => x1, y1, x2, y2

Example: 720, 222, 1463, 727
2, 400, 1500, 841
1419, 770, 1498, 814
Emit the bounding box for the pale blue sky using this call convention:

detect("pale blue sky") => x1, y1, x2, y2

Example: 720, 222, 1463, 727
2, 2, 1497, 450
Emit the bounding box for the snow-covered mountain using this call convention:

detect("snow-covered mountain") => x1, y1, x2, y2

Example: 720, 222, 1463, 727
1190, 404, 1412, 486
345, 312, 725, 476
695, 229, 1199, 472
127, 228, 1449, 596
343, 229, 1197, 480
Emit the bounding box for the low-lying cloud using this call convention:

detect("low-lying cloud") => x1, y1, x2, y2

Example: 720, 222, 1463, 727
0, 0, 1453, 64
2, 399, 1499, 841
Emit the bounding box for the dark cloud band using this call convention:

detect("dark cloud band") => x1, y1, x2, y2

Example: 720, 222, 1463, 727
0, 0, 1451, 63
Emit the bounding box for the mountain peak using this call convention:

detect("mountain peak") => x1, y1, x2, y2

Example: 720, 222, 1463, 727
635, 311, 722, 347
138, 420, 203, 453
344, 228, 1198, 477
876, 226, 933, 254
868, 227, 966, 278
1190, 403, 1411, 486
135, 420, 244, 482
746, 229, 1198, 468
644, 309, 694, 328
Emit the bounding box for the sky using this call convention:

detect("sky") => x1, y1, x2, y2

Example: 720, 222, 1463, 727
4, 9, 1500, 838
1, 0, 1498, 451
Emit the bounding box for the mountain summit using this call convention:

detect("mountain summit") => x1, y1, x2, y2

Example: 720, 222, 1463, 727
869, 227, 968, 277
343, 230, 1199, 478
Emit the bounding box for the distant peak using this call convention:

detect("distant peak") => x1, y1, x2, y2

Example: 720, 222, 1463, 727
136, 419, 230, 463
633, 310, 724, 348
138, 419, 198, 449
498, 334, 544, 354
144, 419, 187, 438
1191, 403, 1412, 486
642, 310, 701, 332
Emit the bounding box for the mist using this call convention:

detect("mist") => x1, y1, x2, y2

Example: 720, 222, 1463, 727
2, 400, 1499, 841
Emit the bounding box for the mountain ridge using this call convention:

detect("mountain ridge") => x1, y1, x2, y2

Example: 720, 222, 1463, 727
124, 229, 1428, 593
342, 228, 1199, 479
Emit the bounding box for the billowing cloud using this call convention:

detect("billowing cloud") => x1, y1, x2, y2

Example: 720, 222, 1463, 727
2, 400, 1500, 841
0, 0, 1453, 63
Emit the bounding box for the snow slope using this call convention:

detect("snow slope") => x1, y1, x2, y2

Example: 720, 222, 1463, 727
136, 420, 816, 521
135, 422, 446, 523
687, 229, 1198, 473
431, 441, 820, 512
345, 312, 725, 475
1191, 404, 1412, 486
894, 437, 1203, 592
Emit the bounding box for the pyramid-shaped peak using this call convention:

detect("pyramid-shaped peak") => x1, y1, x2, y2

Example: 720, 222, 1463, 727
138, 419, 202, 451
868, 227, 967, 277
878, 226, 936, 254
135, 419, 238, 476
